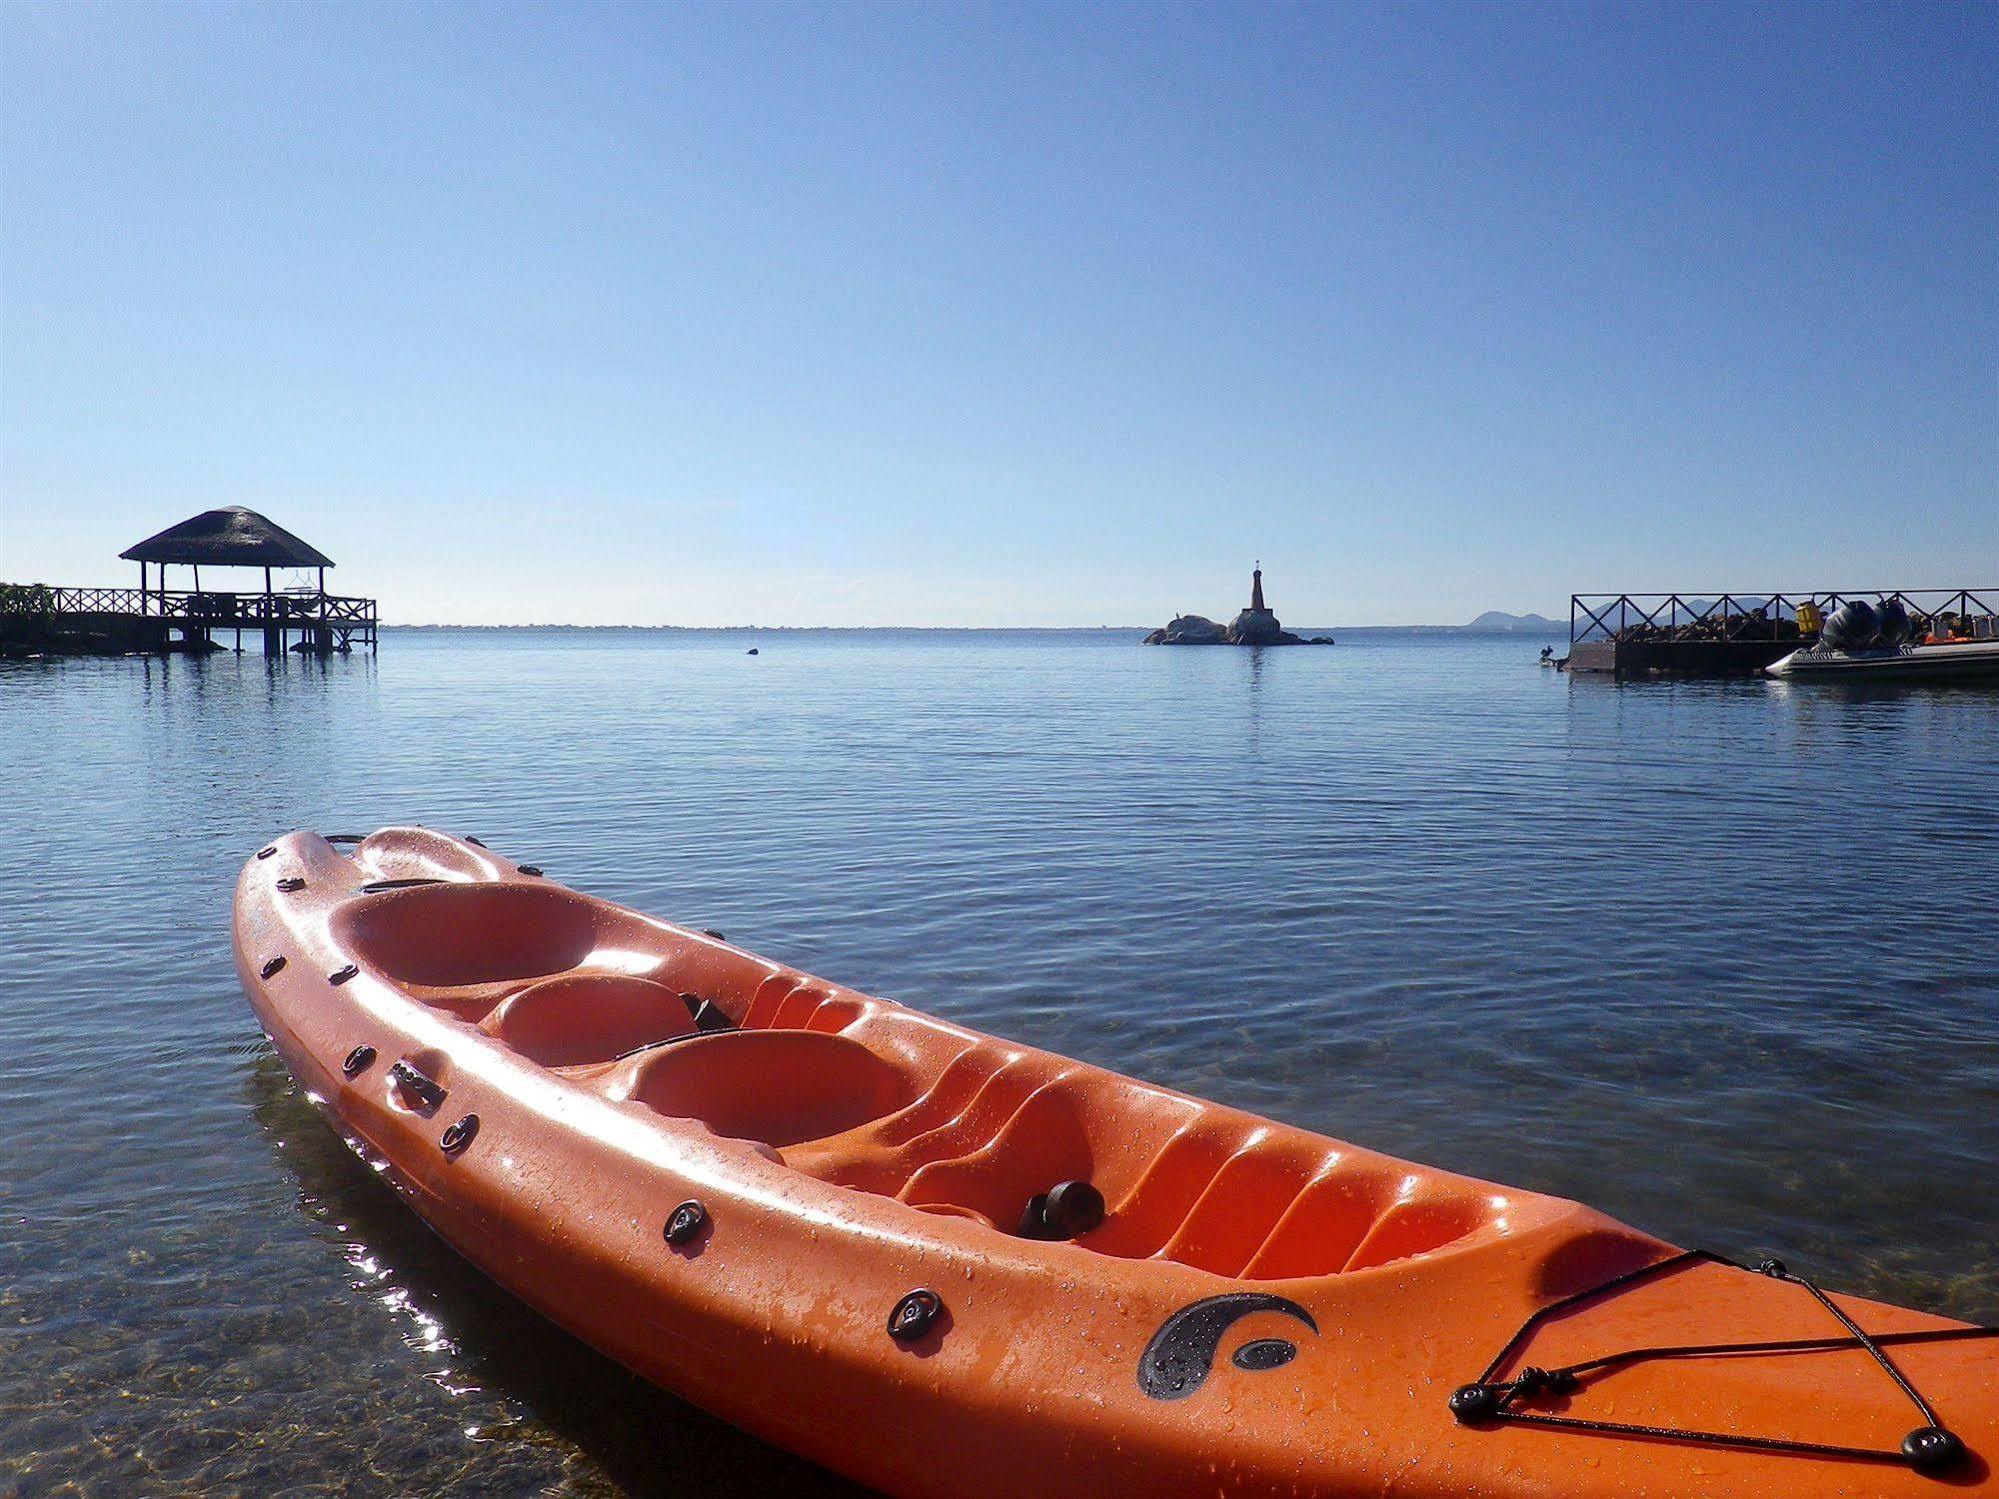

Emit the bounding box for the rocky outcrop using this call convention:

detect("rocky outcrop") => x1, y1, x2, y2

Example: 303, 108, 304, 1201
1228, 608, 1299, 646
1144, 614, 1228, 645
1144, 569, 1334, 647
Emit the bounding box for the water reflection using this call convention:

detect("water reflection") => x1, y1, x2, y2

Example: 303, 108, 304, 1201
245, 1052, 860, 1496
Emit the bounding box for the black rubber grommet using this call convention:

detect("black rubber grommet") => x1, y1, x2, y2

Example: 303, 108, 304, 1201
1902, 1426, 1965, 1475
342, 1044, 377, 1077
663, 1200, 708, 1245
1043, 1180, 1106, 1237
1016, 1193, 1050, 1237
329, 964, 359, 985
1449, 1383, 1502, 1424
465, 836, 486, 847
888, 1289, 943, 1342
1756, 1257, 1788, 1277
1018, 1180, 1109, 1240
260, 956, 286, 979
519, 865, 544, 877
277, 876, 306, 892
702, 929, 727, 942
440, 1114, 479, 1154
257, 846, 277, 860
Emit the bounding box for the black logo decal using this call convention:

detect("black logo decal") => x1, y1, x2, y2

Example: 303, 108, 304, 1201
1137, 1293, 1319, 1400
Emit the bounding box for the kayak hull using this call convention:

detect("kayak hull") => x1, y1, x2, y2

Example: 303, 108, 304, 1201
236, 829, 1997, 1497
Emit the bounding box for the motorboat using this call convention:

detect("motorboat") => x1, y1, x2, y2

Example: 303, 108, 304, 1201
1766, 638, 1999, 681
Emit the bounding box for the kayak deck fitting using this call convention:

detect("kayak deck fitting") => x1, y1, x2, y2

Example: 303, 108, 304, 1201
236, 828, 1997, 1497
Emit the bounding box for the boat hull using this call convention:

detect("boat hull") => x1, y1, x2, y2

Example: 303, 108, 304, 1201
236, 829, 1997, 1496
1767, 640, 1999, 679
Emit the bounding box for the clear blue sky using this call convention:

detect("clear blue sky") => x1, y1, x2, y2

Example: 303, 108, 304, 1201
3, 1, 1993, 625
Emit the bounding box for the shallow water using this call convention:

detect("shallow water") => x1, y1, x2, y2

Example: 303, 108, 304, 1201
3, 628, 1995, 1494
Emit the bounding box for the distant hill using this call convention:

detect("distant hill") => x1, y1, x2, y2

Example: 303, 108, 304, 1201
1464, 610, 1564, 633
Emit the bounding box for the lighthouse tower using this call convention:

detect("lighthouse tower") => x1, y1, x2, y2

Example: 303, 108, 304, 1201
1249, 563, 1268, 614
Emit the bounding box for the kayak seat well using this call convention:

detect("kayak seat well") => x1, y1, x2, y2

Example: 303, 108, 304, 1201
621, 1030, 920, 1149
482, 974, 696, 1069
338, 882, 603, 989
333, 881, 681, 1021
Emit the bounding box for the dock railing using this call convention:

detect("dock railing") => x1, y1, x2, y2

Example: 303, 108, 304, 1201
40, 585, 375, 623
2, 583, 380, 652
1570, 590, 1997, 645
9, 585, 381, 628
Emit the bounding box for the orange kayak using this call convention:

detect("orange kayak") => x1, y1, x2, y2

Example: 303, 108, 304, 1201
235, 828, 1997, 1497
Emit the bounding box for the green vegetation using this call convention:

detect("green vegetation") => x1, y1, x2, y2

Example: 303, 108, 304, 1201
0, 583, 55, 616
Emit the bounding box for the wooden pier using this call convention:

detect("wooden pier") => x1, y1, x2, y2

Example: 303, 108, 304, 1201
0, 508, 378, 658
1565, 589, 1996, 675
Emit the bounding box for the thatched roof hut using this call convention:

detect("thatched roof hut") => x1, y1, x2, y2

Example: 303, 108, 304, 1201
120, 507, 334, 570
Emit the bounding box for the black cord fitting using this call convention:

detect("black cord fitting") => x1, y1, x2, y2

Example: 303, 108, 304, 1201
1901, 1427, 1965, 1475
1449, 1383, 1503, 1424
1510, 1366, 1579, 1399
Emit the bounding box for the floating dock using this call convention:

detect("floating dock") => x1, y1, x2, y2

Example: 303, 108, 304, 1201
1564, 590, 1996, 676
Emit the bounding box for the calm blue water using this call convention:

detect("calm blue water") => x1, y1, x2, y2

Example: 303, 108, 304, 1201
4, 628, 1995, 1494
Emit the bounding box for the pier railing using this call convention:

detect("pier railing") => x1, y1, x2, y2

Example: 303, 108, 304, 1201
5, 585, 380, 627
1570, 590, 1996, 645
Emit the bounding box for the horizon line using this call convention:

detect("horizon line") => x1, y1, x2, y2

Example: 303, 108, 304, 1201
374, 618, 1568, 632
